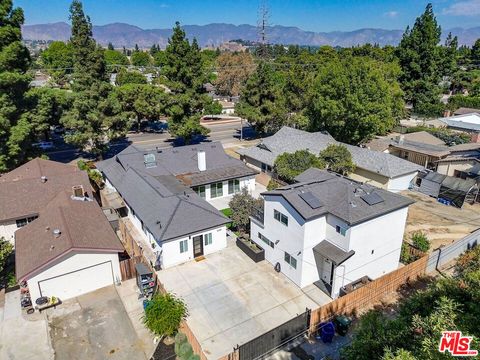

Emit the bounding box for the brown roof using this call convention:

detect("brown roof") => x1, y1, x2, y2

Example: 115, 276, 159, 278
449, 143, 480, 152
15, 191, 123, 281
454, 107, 480, 116
364, 132, 445, 152
0, 159, 92, 222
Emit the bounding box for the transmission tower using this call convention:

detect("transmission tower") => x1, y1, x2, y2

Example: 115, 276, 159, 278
257, 0, 270, 59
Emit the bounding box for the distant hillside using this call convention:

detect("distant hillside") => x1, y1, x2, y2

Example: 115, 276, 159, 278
21, 22, 480, 48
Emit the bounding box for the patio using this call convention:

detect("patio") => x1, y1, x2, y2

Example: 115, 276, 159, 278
156, 236, 331, 359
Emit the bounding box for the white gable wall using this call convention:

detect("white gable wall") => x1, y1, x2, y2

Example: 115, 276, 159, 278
332, 207, 408, 297
387, 172, 417, 193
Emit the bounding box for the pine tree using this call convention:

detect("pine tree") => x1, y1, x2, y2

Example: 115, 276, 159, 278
62, 0, 126, 155
472, 39, 480, 65
0, 0, 32, 171
397, 3, 443, 116
107, 42, 114, 50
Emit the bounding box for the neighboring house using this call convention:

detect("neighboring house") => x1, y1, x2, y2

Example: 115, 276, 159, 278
219, 100, 235, 115
0, 158, 123, 302
438, 113, 480, 143
249, 168, 414, 298
97, 143, 256, 269
365, 133, 450, 169
237, 127, 422, 192
453, 107, 480, 116
436, 143, 480, 178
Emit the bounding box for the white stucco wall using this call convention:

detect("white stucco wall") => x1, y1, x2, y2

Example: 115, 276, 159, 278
26, 251, 121, 302
387, 172, 418, 193
0, 221, 19, 245
203, 175, 256, 201
332, 207, 409, 297
160, 226, 227, 268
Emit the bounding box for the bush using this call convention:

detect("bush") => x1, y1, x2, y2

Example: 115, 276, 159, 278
176, 341, 193, 359
0, 237, 13, 273
400, 242, 412, 264
143, 293, 188, 337
267, 179, 281, 190
411, 231, 430, 252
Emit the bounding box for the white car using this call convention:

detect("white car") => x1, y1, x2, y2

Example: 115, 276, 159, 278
33, 141, 55, 150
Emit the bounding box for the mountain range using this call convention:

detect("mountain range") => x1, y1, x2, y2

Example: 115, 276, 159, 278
22, 22, 480, 48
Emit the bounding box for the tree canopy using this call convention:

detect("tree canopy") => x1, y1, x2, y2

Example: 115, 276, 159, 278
318, 144, 355, 175
40, 41, 73, 84
115, 68, 147, 85
274, 150, 325, 183
215, 52, 255, 96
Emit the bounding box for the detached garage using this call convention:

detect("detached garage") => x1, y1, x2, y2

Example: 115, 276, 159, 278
15, 191, 124, 303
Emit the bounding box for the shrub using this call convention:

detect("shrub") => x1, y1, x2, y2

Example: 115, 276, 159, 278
0, 237, 13, 273
177, 341, 193, 359
143, 293, 188, 337
411, 232, 430, 252
400, 242, 412, 264
267, 179, 281, 190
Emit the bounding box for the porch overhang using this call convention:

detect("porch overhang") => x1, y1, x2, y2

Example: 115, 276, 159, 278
313, 240, 355, 266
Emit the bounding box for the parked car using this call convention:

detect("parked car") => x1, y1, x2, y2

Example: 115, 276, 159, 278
33, 141, 55, 150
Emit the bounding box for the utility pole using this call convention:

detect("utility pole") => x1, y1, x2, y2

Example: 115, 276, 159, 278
257, 0, 270, 59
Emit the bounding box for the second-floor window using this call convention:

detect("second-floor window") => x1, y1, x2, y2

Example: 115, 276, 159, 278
179, 239, 188, 253
228, 179, 240, 194
284, 252, 297, 269
274, 209, 288, 226
258, 232, 274, 248
16, 216, 38, 228
336, 225, 347, 236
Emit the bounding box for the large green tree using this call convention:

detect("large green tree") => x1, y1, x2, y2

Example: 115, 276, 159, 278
0, 0, 31, 171
306, 57, 404, 144
130, 51, 152, 67
162, 22, 209, 143
235, 61, 287, 133
472, 39, 480, 65
115, 68, 147, 85
318, 144, 355, 175
40, 41, 74, 85
396, 3, 444, 116
104, 49, 129, 68
274, 150, 325, 183
62, 0, 126, 154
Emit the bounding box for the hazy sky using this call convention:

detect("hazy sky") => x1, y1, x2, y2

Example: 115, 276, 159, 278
14, 0, 480, 32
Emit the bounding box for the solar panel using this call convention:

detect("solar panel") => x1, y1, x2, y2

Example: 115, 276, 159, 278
361, 192, 384, 206
299, 191, 322, 209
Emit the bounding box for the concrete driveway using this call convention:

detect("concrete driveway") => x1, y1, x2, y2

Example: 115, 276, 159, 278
0, 289, 54, 360
47, 286, 146, 360
157, 238, 331, 359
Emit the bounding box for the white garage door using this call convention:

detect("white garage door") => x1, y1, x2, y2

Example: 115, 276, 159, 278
38, 261, 114, 301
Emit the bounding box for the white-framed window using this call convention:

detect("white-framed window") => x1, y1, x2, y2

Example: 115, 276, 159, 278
274, 209, 288, 226
179, 239, 188, 253
228, 179, 240, 194
193, 185, 206, 199
284, 252, 297, 269
204, 233, 213, 246
16, 216, 38, 228
210, 182, 223, 198
258, 232, 274, 248
336, 225, 347, 236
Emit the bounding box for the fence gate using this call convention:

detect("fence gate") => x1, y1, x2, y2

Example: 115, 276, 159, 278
237, 309, 311, 360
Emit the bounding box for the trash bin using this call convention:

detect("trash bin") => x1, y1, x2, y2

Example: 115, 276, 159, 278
142, 299, 151, 310
319, 322, 335, 343
334, 315, 352, 336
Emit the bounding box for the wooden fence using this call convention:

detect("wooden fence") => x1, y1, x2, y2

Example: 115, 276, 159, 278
119, 256, 143, 281
309, 255, 429, 333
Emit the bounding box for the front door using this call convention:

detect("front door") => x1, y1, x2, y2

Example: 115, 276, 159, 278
193, 235, 204, 258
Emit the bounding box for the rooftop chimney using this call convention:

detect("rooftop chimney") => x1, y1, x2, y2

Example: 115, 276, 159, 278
72, 185, 84, 198
197, 150, 206, 172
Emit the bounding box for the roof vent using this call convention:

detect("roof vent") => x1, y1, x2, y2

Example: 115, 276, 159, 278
53, 229, 61, 238
41, 176, 47, 183
156, 147, 162, 153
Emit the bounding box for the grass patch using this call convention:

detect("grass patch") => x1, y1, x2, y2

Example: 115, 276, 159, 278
221, 208, 234, 229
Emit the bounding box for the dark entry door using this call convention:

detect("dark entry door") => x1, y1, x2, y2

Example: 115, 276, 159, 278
193, 235, 204, 257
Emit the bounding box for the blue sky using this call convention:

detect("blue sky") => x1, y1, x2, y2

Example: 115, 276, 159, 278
14, 0, 480, 31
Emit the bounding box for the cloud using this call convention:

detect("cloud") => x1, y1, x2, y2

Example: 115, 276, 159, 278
443, 0, 480, 16
383, 11, 399, 18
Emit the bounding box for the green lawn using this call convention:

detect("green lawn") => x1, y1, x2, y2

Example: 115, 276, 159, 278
220, 208, 234, 229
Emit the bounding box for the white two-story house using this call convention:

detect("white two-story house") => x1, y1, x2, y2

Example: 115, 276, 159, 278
250, 168, 414, 298
97, 142, 257, 269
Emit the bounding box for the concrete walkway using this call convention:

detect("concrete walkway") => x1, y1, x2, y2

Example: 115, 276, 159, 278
116, 279, 156, 359
0, 290, 54, 360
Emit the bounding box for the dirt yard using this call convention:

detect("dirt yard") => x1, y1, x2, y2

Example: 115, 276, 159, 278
401, 190, 480, 250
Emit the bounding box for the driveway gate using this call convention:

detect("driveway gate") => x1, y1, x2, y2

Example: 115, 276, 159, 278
237, 309, 311, 360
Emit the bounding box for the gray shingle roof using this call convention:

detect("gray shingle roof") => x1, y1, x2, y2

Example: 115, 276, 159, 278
237, 126, 422, 178
97, 158, 229, 243
265, 169, 414, 225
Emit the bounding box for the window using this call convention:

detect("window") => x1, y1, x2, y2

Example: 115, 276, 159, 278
16, 216, 38, 228
228, 179, 240, 194
336, 225, 347, 236
274, 209, 288, 226
204, 233, 212, 246
193, 185, 206, 199
261, 163, 272, 173
284, 252, 297, 269
179, 239, 188, 253
258, 232, 274, 248
210, 182, 224, 198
